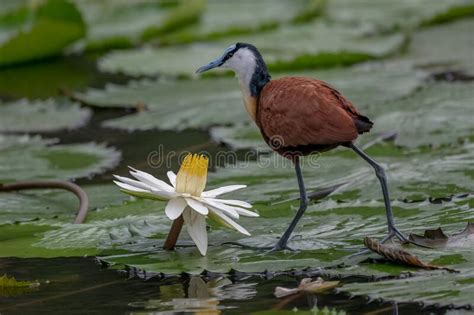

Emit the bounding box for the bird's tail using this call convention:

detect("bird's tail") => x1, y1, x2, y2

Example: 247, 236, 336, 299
354, 114, 373, 134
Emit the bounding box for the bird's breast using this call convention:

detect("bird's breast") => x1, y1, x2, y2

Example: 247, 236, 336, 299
241, 89, 257, 123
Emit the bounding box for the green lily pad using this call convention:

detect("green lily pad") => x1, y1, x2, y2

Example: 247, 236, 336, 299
159, 0, 323, 44
0, 183, 129, 225
73, 0, 203, 52
397, 19, 474, 75
0, 0, 86, 67
78, 65, 423, 132
341, 257, 474, 308
0, 135, 120, 182
98, 22, 406, 77
0, 98, 91, 133
326, 0, 472, 34
371, 82, 474, 148
204, 139, 474, 204
94, 194, 473, 273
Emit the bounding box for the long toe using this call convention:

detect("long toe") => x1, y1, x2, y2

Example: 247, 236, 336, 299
268, 242, 296, 253
389, 226, 409, 243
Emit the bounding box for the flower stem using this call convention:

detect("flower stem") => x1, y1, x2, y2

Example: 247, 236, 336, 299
163, 215, 184, 250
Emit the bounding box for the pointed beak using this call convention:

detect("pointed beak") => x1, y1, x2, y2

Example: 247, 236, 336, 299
195, 55, 226, 74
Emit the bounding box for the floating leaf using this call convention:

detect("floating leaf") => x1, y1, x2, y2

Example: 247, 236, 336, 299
370, 82, 474, 148
363, 237, 457, 272
0, 274, 39, 297
397, 19, 474, 75
0, 0, 86, 67
98, 22, 406, 77
0, 98, 91, 133
160, 0, 322, 44
0, 135, 120, 182
409, 223, 474, 248
342, 267, 474, 309
73, 0, 203, 52
326, 0, 471, 34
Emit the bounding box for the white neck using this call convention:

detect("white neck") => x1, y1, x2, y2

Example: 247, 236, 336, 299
222, 47, 257, 121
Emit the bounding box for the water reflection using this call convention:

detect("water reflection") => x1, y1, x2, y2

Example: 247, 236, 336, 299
0, 257, 447, 314
129, 276, 257, 314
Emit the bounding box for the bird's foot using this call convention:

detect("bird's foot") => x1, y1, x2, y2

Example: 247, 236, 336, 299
268, 243, 296, 253
380, 226, 409, 244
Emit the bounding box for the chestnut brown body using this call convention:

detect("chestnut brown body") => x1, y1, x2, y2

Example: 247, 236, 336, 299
256, 77, 373, 158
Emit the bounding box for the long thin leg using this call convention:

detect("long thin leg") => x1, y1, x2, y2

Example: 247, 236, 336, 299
349, 143, 408, 243
273, 156, 309, 250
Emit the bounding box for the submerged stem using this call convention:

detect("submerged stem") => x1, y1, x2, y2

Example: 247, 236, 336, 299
163, 215, 184, 250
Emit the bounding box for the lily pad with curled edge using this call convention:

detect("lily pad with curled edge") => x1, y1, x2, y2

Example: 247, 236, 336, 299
0, 99, 91, 133
91, 194, 472, 274
369, 82, 474, 148
160, 0, 320, 44
394, 19, 474, 75
325, 0, 472, 34
409, 222, 474, 248
98, 22, 406, 77
207, 141, 474, 202
0, 135, 120, 182
78, 65, 423, 131
340, 263, 474, 309
72, 0, 203, 52
339, 224, 474, 308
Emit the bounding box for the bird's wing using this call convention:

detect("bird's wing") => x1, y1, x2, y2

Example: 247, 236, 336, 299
257, 77, 359, 148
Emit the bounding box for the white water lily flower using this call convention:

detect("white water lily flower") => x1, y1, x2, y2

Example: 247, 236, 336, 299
113, 153, 258, 256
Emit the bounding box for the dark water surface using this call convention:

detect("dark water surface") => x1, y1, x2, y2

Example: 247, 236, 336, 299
0, 257, 453, 315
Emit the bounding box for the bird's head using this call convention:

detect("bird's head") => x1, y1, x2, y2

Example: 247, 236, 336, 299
196, 43, 271, 97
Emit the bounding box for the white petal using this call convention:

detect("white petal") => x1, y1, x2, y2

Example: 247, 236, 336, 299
201, 185, 246, 197
113, 180, 148, 193
202, 199, 239, 219
114, 181, 176, 200
209, 208, 250, 236
183, 208, 208, 256
208, 199, 258, 217
208, 198, 252, 209
167, 171, 177, 187
113, 175, 152, 191
128, 167, 175, 192
165, 198, 187, 220
185, 198, 209, 215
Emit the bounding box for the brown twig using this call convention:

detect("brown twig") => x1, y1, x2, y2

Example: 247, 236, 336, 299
163, 215, 184, 250
0, 180, 89, 224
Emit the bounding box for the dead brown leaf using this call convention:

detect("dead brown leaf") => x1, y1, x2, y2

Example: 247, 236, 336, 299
363, 237, 458, 273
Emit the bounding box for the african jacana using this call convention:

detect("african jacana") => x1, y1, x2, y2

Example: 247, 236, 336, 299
196, 43, 408, 251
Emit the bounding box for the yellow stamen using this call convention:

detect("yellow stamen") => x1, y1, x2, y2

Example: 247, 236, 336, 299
176, 153, 209, 196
